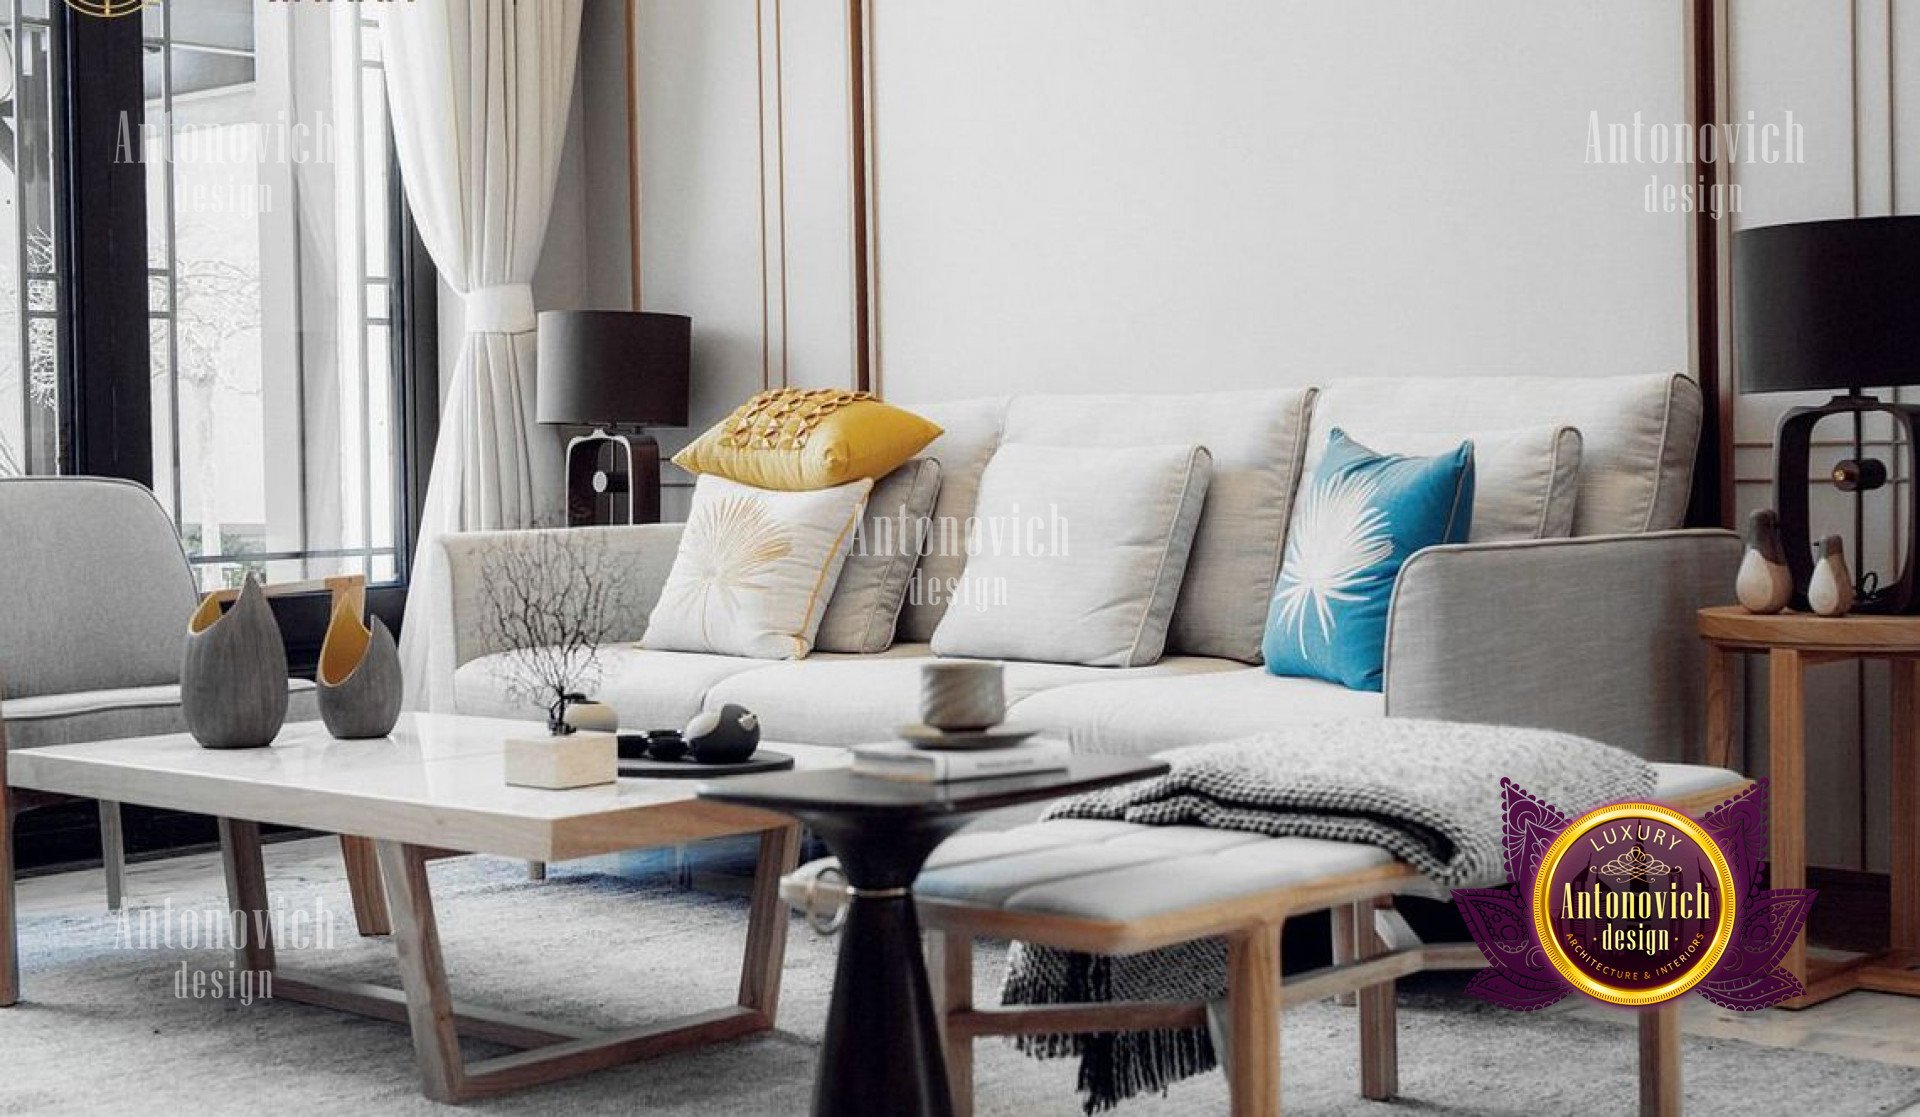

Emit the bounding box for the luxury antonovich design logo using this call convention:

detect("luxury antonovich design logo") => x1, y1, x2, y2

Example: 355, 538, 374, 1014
1454, 779, 1814, 1011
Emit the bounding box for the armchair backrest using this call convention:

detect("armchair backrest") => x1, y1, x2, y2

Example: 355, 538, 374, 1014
0, 477, 198, 699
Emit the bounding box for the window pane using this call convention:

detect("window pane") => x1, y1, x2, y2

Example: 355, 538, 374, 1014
170, 0, 254, 54
0, 17, 62, 478
162, 42, 268, 566
360, 64, 388, 280
145, 3, 405, 588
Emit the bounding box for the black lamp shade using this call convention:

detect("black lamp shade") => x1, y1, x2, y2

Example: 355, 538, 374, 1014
536, 310, 691, 427
1734, 215, 1920, 395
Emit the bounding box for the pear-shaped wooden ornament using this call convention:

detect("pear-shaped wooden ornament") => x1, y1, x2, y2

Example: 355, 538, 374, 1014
317, 595, 403, 739
1807, 534, 1857, 618
1736, 509, 1794, 614
181, 574, 290, 749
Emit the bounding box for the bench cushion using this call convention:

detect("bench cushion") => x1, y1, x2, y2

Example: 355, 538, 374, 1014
918, 819, 1394, 923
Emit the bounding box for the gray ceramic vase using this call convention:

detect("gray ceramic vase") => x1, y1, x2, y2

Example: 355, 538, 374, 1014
316, 600, 403, 739
181, 574, 290, 750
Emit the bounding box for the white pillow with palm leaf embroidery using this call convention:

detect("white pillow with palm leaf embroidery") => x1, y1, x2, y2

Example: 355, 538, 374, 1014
642, 474, 873, 659
1263, 429, 1474, 691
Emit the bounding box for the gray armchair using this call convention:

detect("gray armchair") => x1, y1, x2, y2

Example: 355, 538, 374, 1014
0, 477, 379, 924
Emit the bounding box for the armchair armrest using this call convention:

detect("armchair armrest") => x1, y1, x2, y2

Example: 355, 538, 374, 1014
440, 523, 685, 670
1382, 529, 1740, 763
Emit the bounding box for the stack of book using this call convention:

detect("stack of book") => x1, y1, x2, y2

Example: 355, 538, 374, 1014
851, 737, 1071, 783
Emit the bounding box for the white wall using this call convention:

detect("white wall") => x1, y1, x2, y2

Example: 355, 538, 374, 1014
868, 1, 1689, 402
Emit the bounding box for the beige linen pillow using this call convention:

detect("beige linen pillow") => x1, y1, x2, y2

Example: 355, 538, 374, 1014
814, 458, 944, 654
642, 474, 872, 659
1347, 425, 1582, 541
930, 442, 1213, 668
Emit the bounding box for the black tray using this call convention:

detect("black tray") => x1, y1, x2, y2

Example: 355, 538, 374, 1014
618, 749, 796, 779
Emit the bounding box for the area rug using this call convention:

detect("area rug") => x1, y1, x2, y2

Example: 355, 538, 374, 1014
2, 848, 1917, 1116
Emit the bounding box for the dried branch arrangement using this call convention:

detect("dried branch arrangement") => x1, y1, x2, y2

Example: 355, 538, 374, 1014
477, 531, 635, 734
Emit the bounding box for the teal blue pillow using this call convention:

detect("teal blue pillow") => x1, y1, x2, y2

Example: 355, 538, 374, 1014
1263, 429, 1475, 691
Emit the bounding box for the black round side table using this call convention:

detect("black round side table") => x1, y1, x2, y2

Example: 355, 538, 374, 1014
700, 755, 1167, 1117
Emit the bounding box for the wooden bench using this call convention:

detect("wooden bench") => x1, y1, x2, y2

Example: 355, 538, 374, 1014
789, 766, 1748, 1116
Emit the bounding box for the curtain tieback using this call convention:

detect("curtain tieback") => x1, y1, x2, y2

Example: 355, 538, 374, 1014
464, 283, 537, 334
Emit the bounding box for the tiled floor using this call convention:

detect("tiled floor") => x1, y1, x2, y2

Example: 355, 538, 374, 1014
14, 837, 1920, 1093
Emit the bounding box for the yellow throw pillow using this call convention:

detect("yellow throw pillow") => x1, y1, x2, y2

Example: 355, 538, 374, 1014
672, 388, 943, 491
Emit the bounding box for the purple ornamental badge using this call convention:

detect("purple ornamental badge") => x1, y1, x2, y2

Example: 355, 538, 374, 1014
1454, 779, 1814, 1010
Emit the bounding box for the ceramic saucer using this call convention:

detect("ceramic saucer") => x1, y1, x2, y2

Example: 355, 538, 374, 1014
895, 724, 1038, 751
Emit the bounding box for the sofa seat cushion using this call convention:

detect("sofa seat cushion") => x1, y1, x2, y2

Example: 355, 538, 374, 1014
1008, 668, 1385, 757
703, 647, 1240, 747
4, 681, 318, 750
454, 646, 779, 730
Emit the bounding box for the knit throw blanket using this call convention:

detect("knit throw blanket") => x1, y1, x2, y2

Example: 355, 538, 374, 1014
1003, 719, 1654, 1113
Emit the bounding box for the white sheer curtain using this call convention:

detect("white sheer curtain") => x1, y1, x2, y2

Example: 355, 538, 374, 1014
379, 0, 584, 709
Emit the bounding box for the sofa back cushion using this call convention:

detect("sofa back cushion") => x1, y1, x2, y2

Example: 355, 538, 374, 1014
999, 388, 1315, 663
1342, 425, 1582, 542
0, 477, 198, 700
893, 396, 1010, 643
1300, 373, 1700, 535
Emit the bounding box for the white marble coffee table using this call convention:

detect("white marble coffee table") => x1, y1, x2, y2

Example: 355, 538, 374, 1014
0, 713, 842, 1103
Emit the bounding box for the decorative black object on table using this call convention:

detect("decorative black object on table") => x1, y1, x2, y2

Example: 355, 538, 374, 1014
699, 756, 1169, 1117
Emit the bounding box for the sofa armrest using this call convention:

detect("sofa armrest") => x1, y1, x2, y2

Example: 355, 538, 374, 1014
1382, 529, 1740, 763
440, 523, 685, 670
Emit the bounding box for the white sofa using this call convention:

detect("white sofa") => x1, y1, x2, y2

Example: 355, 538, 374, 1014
437, 374, 1740, 768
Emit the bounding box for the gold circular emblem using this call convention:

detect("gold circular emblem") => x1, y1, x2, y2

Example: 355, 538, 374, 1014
63, 0, 156, 17
1531, 802, 1738, 1006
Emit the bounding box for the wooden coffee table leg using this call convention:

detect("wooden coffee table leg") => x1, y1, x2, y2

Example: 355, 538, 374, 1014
373, 840, 467, 1103
738, 823, 801, 1021
339, 835, 392, 937
218, 818, 276, 973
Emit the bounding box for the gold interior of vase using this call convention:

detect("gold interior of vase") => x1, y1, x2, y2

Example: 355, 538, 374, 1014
187, 593, 224, 635
318, 598, 372, 686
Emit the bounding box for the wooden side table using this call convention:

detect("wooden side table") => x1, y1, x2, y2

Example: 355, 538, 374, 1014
1698, 606, 1920, 1007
